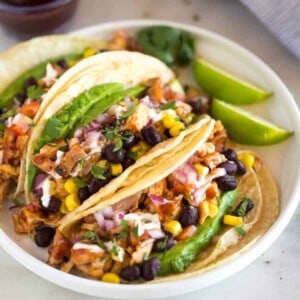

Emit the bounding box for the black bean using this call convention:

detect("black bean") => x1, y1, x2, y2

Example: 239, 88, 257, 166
222, 149, 238, 162
235, 160, 247, 176
218, 161, 237, 175
43, 196, 61, 214
104, 143, 126, 163
141, 126, 163, 146
34, 225, 56, 248
23, 76, 37, 90
122, 156, 135, 169
56, 59, 68, 69
120, 265, 141, 281
122, 130, 138, 149
187, 99, 202, 114
88, 173, 112, 194
78, 186, 90, 203
216, 175, 237, 191
179, 206, 199, 227
141, 258, 161, 281
14, 92, 27, 106
152, 236, 175, 252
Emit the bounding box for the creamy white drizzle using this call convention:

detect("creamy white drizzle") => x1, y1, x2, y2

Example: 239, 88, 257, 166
73, 242, 105, 253
40, 177, 51, 208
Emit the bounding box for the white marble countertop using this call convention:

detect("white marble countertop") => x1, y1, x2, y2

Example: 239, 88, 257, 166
0, 0, 299, 299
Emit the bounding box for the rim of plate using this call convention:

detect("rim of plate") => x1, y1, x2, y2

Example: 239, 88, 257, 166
0, 19, 300, 299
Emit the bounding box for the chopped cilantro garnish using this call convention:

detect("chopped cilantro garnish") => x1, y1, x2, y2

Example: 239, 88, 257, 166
27, 85, 44, 100
111, 238, 119, 256
81, 230, 97, 241
91, 165, 106, 180
235, 226, 246, 236
121, 97, 138, 118
234, 197, 254, 217
120, 219, 128, 231
161, 101, 177, 110
73, 176, 87, 188
132, 225, 139, 238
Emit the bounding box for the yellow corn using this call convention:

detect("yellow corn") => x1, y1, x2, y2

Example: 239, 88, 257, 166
96, 160, 109, 169
238, 153, 255, 169
163, 220, 182, 237
184, 113, 196, 125
162, 114, 176, 129
199, 201, 210, 224
65, 194, 80, 212
102, 272, 121, 284
64, 178, 78, 194
223, 215, 243, 226
169, 121, 185, 137
208, 203, 219, 218
60, 200, 69, 215
194, 163, 209, 178
139, 141, 150, 151
83, 47, 97, 58
49, 180, 57, 196
110, 163, 123, 176
68, 60, 78, 67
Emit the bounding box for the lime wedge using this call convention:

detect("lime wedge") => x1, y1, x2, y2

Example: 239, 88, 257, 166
194, 58, 272, 105
211, 98, 293, 145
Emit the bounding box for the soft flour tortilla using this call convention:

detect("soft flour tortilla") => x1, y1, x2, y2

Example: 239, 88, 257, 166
0, 35, 101, 198
58, 145, 279, 283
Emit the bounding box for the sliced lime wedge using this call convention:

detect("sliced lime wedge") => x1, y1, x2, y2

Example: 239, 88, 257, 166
194, 58, 272, 105
211, 98, 293, 145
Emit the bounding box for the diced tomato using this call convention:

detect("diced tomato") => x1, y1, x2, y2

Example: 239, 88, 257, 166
149, 77, 164, 103
19, 101, 40, 118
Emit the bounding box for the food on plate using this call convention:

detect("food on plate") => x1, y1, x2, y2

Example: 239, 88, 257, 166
13, 51, 215, 249
0, 35, 103, 203
211, 99, 293, 145
47, 120, 279, 283
194, 58, 272, 104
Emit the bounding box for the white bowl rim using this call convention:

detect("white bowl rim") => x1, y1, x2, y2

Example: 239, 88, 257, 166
1, 19, 300, 299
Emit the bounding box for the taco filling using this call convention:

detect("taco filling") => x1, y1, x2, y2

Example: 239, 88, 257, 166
47, 124, 255, 282
0, 47, 103, 202
15, 77, 210, 237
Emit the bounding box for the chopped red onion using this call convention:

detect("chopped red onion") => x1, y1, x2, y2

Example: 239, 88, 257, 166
104, 219, 115, 231
102, 206, 114, 218
94, 211, 105, 228
148, 229, 165, 239
149, 194, 170, 205
90, 120, 100, 129
74, 127, 83, 138
33, 173, 49, 193
71, 234, 82, 244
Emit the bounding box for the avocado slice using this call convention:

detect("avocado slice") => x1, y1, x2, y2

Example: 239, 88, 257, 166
28, 83, 146, 191
0, 53, 83, 110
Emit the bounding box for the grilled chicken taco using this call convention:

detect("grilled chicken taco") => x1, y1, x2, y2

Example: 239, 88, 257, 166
0, 35, 104, 203
13, 51, 215, 245
47, 123, 279, 283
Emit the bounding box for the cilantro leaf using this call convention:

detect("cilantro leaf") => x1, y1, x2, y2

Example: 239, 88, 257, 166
81, 230, 97, 241
132, 225, 139, 238
27, 85, 44, 100
121, 97, 138, 118
161, 101, 177, 110
235, 226, 246, 236
233, 197, 254, 217
73, 176, 87, 188
91, 165, 106, 180
111, 238, 119, 256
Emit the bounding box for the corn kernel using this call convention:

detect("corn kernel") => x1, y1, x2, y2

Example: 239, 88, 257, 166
237, 153, 255, 169
223, 215, 243, 226
169, 121, 185, 137
199, 201, 210, 224
68, 60, 78, 67
162, 114, 176, 129
102, 272, 121, 284
49, 180, 57, 196
65, 194, 80, 212
184, 113, 196, 125
194, 163, 209, 178
60, 200, 69, 214
110, 163, 123, 176
64, 178, 78, 194
83, 47, 97, 58
139, 141, 150, 151
163, 220, 182, 237
96, 160, 109, 169
208, 203, 219, 218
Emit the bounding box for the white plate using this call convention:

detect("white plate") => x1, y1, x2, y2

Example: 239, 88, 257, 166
1, 20, 300, 299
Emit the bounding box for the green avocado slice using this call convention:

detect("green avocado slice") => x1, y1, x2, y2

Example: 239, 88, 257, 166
0, 53, 83, 110
156, 190, 237, 275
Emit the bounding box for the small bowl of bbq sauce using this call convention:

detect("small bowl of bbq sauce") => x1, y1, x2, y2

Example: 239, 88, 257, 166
0, 0, 78, 34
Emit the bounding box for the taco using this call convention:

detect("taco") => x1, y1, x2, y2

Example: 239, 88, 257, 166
13, 51, 215, 246
0, 35, 103, 203
47, 122, 279, 283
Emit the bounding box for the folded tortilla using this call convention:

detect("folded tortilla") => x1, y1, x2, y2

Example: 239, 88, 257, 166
0, 35, 101, 200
